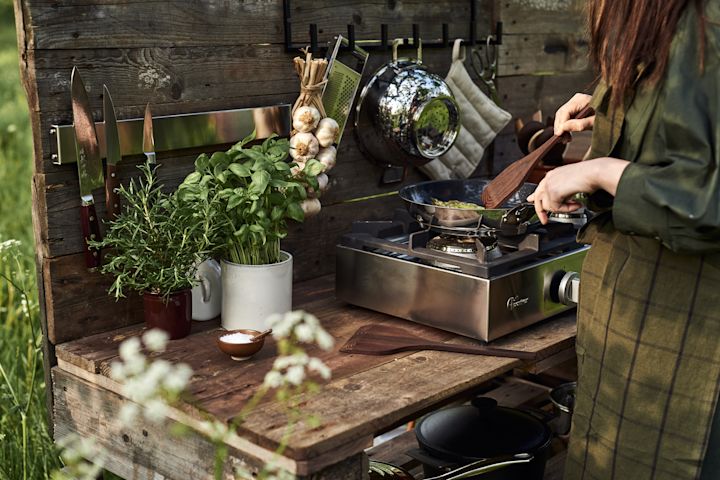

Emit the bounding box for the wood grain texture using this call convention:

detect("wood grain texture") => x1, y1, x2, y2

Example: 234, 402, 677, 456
500, 0, 585, 35
56, 274, 577, 464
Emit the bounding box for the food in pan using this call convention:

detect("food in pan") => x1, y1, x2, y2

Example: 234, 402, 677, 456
432, 198, 485, 210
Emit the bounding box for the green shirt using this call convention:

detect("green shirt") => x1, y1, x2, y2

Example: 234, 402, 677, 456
588, 3, 720, 254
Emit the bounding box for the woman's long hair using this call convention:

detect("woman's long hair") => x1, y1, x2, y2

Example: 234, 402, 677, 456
589, 0, 706, 107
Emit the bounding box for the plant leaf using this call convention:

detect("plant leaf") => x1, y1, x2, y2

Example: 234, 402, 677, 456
286, 202, 304, 222
249, 170, 271, 195
228, 163, 251, 178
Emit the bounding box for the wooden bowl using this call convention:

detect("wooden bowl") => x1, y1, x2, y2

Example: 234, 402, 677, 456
216, 329, 265, 361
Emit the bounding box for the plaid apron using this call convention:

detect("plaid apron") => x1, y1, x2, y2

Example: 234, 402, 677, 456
564, 216, 720, 480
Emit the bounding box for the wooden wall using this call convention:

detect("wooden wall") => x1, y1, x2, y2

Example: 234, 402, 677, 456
14, 0, 592, 349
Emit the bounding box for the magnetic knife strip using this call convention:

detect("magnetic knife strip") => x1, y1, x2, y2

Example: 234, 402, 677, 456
50, 104, 292, 165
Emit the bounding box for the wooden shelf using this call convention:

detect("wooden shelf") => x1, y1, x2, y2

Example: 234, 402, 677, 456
54, 274, 576, 478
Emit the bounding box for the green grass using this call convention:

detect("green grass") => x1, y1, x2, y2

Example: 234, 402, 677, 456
0, 3, 62, 478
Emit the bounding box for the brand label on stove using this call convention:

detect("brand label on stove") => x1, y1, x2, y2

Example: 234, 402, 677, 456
506, 295, 530, 311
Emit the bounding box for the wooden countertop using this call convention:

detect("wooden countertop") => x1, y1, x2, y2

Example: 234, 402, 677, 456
55, 274, 576, 471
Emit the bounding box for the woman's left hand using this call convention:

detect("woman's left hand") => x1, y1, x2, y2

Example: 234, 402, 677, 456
527, 157, 630, 224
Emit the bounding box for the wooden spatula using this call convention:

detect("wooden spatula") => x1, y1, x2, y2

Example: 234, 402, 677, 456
340, 324, 537, 360
482, 105, 595, 209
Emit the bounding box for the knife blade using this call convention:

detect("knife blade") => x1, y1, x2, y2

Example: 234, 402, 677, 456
143, 103, 156, 165
71, 66, 104, 269
103, 85, 121, 220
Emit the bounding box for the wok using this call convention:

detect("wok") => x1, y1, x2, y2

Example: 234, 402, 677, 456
399, 179, 538, 236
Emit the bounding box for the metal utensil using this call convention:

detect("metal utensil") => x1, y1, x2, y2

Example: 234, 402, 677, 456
322, 35, 368, 146
71, 67, 104, 269
469, 36, 499, 104
143, 103, 156, 165
103, 85, 121, 219
482, 105, 594, 209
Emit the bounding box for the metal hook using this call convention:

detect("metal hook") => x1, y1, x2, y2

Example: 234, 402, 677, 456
381, 24, 389, 49
347, 24, 355, 51
309, 23, 318, 54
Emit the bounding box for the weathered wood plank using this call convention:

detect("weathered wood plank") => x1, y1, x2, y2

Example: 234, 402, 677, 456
54, 274, 576, 468
22, 0, 492, 50
498, 33, 589, 76
237, 312, 576, 459
500, 0, 585, 35
53, 367, 370, 479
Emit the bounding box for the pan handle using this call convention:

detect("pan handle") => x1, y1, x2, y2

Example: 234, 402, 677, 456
501, 202, 536, 226
423, 453, 534, 480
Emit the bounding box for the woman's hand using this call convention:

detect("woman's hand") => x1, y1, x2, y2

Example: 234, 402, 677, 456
527, 157, 630, 224
554, 93, 595, 137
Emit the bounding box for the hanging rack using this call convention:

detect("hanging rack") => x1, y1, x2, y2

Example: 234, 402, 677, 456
282, 0, 502, 54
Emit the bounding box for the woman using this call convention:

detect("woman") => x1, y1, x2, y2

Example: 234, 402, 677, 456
526, 1, 720, 479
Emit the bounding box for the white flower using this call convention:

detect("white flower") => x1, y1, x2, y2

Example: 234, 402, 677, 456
205, 419, 230, 442
294, 323, 314, 342
0, 239, 21, 252
142, 329, 169, 353
119, 337, 142, 363
144, 399, 169, 423
315, 329, 334, 351
122, 354, 147, 377
119, 403, 139, 425
263, 370, 284, 389
143, 359, 172, 389
308, 357, 331, 380
163, 363, 193, 392
285, 365, 306, 386
110, 361, 126, 381
124, 376, 157, 403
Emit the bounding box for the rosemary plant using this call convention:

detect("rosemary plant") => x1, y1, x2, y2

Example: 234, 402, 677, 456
91, 162, 215, 299
177, 131, 322, 265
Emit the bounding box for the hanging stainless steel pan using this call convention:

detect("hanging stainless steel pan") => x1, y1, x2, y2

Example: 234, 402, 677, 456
355, 41, 461, 167
399, 179, 538, 236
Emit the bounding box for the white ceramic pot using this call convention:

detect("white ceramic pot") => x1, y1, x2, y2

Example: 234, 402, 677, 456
192, 259, 222, 321
220, 251, 293, 331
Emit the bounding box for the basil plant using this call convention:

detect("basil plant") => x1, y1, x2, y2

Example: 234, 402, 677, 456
177, 132, 323, 265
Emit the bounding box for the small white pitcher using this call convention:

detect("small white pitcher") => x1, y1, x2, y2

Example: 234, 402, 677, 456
191, 259, 222, 321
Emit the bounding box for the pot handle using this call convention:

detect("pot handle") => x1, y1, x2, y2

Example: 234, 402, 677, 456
423, 453, 534, 480
392, 38, 423, 63
198, 274, 211, 303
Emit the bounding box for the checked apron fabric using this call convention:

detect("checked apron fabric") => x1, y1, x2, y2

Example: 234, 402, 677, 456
564, 218, 720, 480
564, 6, 720, 479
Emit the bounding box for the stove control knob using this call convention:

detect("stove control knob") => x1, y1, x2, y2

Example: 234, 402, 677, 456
557, 271, 580, 306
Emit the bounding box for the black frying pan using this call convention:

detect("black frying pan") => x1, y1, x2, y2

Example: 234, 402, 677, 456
398, 179, 538, 235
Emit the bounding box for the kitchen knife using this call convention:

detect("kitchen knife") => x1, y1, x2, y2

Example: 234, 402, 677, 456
143, 102, 156, 165
71, 67, 104, 269
103, 85, 121, 219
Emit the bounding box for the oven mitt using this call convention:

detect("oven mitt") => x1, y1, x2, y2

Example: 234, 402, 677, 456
420, 39, 512, 180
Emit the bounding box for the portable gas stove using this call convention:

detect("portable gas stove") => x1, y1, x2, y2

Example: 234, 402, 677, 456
336, 209, 589, 342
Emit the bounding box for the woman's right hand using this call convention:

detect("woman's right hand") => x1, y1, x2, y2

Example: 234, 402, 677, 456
554, 93, 595, 137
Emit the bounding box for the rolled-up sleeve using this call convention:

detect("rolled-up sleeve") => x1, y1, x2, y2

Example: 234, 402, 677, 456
613, 23, 720, 253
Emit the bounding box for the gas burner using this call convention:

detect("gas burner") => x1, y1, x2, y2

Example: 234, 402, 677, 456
427, 234, 503, 270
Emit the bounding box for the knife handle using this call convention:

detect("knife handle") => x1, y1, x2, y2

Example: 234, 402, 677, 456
105, 164, 121, 220
81, 202, 102, 269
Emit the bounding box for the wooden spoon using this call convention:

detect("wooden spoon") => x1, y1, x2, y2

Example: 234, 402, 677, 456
250, 329, 273, 342
481, 105, 594, 209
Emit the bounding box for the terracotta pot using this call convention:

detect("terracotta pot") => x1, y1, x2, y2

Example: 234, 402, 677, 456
143, 289, 192, 340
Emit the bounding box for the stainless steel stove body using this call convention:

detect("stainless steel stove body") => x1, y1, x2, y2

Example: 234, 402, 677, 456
336, 210, 589, 342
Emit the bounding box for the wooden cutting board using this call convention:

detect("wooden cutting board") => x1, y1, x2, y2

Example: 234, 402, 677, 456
340, 324, 538, 360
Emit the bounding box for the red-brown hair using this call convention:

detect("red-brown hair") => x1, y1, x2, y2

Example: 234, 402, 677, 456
589, 0, 706, 107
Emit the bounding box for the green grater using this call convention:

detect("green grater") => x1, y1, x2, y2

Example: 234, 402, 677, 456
322, 36, 369, 147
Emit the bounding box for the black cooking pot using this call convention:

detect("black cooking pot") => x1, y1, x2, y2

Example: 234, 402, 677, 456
410, 397, 552, 480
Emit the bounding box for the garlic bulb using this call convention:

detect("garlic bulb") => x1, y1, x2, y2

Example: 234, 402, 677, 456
307, 173, 329, 198
300, 198, 322, 217
315, 117, 339, 147
289, 133, 319, 162
316, 145, 337, 172
290, 161, 305, 177
293, 106, 321, 133
317, 173, 329, 192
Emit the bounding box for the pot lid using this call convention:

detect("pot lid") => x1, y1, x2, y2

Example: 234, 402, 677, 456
415, 397, 550, 463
